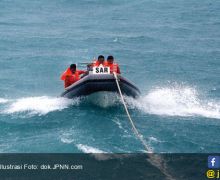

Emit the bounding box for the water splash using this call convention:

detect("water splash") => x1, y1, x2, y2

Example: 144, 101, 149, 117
1, 85, 219, 119
127, 86, 220, 119
77, 144, 106, 153
76, 144, 112, 160
2, 96, 78, 115
0, 98, 9, 104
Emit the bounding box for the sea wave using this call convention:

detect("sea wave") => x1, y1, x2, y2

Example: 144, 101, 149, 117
126, 85, 220, 119
1, 96, 77, 115
1, 85, 219, 119
0, 98, 9, 104
76, 144, 112, 160
76, 144, 106, 153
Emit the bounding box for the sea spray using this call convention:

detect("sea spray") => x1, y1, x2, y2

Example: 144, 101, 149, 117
2, 96, 78, 115
126, 86, 220, 119
0, 98, 9, 104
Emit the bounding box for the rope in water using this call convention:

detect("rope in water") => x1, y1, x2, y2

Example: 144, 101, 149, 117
113, 72, 152, 152
113, 72, 175, 180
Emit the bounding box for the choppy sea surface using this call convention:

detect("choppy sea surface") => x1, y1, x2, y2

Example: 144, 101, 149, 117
0, 0, 220, 153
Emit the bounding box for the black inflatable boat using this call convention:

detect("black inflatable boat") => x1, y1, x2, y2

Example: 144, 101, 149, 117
61, 73, 140, 99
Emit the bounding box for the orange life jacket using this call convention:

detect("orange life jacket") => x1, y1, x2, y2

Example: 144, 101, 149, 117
61, 68, 72, 80
92, 60, 106, 67
61, 68, 85, 88
90, 60, 120, 74
105, 62, 121, 74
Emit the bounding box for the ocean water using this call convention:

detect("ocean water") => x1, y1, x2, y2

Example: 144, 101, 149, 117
0, 0, 220, 153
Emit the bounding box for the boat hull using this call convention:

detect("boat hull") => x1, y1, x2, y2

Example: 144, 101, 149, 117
61, 74, 140, 99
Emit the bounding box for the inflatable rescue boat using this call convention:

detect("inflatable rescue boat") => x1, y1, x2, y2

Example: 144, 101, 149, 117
61, 66, 140, 99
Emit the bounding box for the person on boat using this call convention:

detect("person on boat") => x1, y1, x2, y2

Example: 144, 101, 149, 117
60, 64, 86, 88
86, 55, 106, 72
106, 55, 121, 74
92, 55, 105, 67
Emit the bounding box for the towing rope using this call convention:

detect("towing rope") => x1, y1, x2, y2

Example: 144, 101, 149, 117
113, 72, 152, 152
113, 72, 175, 180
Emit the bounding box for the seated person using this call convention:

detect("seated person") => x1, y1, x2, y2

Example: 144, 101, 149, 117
61, 64, 86, 88
92, 55, 105, 67
106, 55, 121, 74
86, 55, 106, 73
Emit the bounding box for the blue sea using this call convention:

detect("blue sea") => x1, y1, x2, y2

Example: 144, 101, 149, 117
0, 0, 220, 153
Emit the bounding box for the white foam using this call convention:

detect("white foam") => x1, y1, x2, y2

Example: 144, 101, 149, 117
149, 136, 161, 143
0, 98, 9, 104
113, 38, 118, 42
60, 132, 74, 144
3, 96, 77, 115
77, 144, 111, 160
77, 144, 106, 153
60, 137, 74, 144
127, 86, 220, 119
